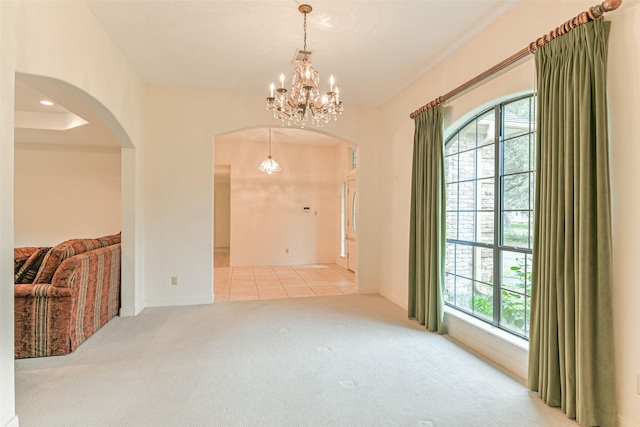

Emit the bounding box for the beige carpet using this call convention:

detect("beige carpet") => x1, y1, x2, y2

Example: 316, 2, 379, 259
15, 295, 577, 426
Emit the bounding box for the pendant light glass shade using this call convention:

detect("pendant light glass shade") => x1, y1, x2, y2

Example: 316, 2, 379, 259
259, 128, 281, 175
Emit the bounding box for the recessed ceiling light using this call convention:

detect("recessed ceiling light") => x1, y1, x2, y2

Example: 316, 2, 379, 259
40, 100, 54, 106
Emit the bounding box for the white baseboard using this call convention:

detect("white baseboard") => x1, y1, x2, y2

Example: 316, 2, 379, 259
4, 415, 19, 427
380, 290, 407, 310
356, 285, 378, 294
145, 295, 214, 308
120, 300, 145, 317
618, 416, 639, 427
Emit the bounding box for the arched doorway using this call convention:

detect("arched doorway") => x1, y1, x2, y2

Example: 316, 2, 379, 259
13, 73, 140, 316
212, 126, 359, 301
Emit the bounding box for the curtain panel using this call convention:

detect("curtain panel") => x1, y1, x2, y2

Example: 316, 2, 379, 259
528, 19, 616, 426
408, 105, 445, 334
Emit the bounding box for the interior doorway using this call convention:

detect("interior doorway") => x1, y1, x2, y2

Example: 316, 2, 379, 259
214, 165, 231, 268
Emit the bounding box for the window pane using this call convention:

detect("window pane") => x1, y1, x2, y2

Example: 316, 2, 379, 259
456, 277, 474, 312
478, 178, 494, 210
352, 192, 357, 235
473, 282, 493, 321
530, 97, 537, 133
503, 135, 530, 175
529, 134, 536, 169
501, 251, 529, 293
459, 181, 475, 210
529, 211, 534, 249
445, 243, 456, 274
458, 149, 476, 181
459, 121, 476, 151
445, 273, 455, 304
455, 245, 473, 278
446, 183, 458, 212
530, 172, 536, 207
446, 212, 458, 241
458, 212, 475, 242
503, 173, 529, 210
446, 135, 459, 155
477, 212, 494, 245
475, 247, 493, 284
525, 253, 533, 289
446, 154, 459, 183
503, 98, 531, 139
477, 111, 495, 146
502, 211, 530, 248
501, 289, 528, 335
477, 144, 495, 179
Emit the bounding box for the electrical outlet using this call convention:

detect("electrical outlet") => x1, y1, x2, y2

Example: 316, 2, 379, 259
171, 276, 178, 286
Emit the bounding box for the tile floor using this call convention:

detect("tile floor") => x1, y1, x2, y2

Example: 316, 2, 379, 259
214, 263, 356, 302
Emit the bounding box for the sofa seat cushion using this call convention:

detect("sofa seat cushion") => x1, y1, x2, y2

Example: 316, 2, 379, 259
33, 239, 104, 284
15, 247, 51, 284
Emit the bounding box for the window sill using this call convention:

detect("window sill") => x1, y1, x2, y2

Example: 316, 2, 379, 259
443, 306, 529, 352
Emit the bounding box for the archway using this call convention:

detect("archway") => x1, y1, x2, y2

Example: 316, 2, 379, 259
212, 125, 359, 300
13, 73, 139, 316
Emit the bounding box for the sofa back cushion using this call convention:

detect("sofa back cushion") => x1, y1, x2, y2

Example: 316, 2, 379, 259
33, 239, 103, 284
96, 232, 121, 247
15, 247, 51, 284
14, 247, 40, 274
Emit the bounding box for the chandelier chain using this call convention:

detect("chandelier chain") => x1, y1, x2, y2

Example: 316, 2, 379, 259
303, 12, 307, 55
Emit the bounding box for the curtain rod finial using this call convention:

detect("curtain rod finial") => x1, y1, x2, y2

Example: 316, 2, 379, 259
602, 0, 622, 12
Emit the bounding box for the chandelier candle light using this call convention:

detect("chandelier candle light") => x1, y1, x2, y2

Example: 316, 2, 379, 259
266, 4, 343, 128
258, 128, 281, 175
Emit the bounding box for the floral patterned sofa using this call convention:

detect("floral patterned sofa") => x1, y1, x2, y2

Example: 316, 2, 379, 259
13, 233, 121, 358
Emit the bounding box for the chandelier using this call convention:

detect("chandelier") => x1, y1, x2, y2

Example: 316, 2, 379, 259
258, 128, 281, 175
266, 4, 343, 128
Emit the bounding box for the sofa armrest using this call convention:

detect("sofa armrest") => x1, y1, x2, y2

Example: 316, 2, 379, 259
14, 284, 73, 358
14, 283, 72, 298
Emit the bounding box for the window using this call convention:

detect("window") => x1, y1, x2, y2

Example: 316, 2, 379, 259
444, 94, 535, 338
351, 147, 357, 170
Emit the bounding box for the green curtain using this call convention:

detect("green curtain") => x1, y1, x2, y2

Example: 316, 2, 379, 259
528, 19, 616, 426
408, 105, 445, 334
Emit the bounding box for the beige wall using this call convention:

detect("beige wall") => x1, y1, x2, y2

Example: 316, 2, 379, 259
215, 138, 342, 266
378, 1, 640, 425
14, 143, 121, 247
143, 85, 382, 308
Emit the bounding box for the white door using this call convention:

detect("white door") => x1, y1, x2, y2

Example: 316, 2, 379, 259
346, 177, 357, 273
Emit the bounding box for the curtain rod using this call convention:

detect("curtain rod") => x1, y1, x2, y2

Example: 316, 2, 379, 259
409, 0, 622, 120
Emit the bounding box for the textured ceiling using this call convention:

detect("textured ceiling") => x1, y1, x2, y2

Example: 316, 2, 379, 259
15, 1, 521, 147
86, 0, 520, 108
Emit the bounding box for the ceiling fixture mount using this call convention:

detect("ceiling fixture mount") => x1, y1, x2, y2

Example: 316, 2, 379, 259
266, 4, 343, 128
258, 128, 281, 175
40, 100, 54, 106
